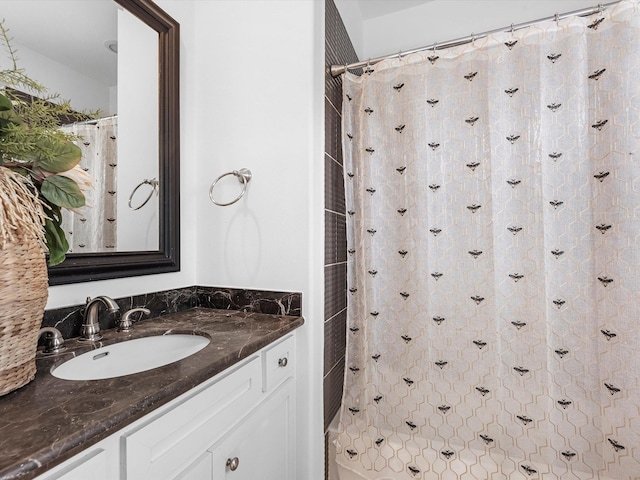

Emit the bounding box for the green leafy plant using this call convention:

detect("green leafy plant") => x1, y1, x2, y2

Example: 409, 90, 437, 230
0, 20, 95, 266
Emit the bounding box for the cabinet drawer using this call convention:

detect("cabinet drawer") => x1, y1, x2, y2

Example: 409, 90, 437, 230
262, 335, 294, 392
123, 356, 262, 480
37, 448, 107, 480
173, 452, 212, 480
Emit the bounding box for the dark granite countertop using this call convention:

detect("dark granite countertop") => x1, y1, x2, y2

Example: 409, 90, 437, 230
0, 307, 303, 480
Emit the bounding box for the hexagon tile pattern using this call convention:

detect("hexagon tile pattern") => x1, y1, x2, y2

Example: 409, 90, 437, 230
337, 2, 640, 479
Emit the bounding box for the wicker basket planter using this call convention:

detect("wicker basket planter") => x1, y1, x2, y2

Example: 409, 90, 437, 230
0, 167, 48, 396
0, 236, 48, 395
0, 31, 88, 395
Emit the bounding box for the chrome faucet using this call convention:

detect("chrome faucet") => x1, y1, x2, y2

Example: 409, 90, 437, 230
38, 327, 66, 354
80, 296, 120, 341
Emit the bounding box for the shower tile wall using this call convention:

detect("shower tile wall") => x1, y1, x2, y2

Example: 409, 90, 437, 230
324, 0, 357, 435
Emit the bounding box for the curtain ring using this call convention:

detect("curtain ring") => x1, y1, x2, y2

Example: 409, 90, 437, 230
432, 42, 437, 52
510, 23, 514, 34
471, 33, 476, 45
555, 13, 559, 25
598, 3, 604, 13
365, 58, 372, 74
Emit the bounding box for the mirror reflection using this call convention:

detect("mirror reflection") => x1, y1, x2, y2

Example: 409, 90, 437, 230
2, 0, 159, 253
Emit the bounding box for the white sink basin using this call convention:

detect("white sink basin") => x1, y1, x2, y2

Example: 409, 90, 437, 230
52, 334, 210, 381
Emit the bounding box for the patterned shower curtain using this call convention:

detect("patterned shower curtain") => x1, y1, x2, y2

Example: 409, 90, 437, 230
61, 116, 117, 253
337, 2, 640, 479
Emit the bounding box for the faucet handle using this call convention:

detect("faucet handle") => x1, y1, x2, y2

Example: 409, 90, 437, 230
118, 307, 151, 332
82, 296, 97, 313
38, 327, 66, 355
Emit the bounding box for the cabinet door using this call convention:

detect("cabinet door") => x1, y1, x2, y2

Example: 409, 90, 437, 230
211, 380, 294, 480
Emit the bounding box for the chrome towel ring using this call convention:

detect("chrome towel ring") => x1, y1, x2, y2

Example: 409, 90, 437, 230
128, 178, 159, 210
209, 168, 252, 206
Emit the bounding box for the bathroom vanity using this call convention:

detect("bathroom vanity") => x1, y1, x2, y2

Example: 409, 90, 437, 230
0, 308, 303, 480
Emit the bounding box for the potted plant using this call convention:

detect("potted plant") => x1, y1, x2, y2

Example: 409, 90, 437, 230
0, 20, 94, 395
0, 21, 94, 266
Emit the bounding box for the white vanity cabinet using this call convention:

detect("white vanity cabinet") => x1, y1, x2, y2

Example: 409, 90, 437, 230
36, 334, 295, 480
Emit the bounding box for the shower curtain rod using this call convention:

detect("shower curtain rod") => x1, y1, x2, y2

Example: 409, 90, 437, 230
71, 114, 118, 126
330, 0, 621, 77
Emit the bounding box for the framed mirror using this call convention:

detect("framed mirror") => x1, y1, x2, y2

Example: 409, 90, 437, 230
3, 0, 180, 285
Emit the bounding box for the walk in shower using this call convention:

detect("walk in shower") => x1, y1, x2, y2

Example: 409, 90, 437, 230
334, 1, 640, 478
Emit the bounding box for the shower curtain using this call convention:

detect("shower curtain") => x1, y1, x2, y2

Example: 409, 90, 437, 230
337, 1, 640, 478
61, 116, 117, 252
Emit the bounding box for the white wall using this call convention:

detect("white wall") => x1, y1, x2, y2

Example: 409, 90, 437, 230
333, 0, 364, 59
192, 2, 325, 478
335, 0, 603, 61
7, 41, 112, 114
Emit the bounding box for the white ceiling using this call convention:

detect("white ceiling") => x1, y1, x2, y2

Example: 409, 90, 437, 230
1, 0, 118, 86
356, 0, 436, 20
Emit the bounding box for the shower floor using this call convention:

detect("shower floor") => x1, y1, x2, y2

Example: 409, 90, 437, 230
330, 423, 617, 480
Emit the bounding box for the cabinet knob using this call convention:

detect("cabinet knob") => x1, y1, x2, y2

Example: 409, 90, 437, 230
226, 457, 240, 471
278, 357, 288, 367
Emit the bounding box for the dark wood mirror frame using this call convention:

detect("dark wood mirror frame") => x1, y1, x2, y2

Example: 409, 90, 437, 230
47, 0, 180, 285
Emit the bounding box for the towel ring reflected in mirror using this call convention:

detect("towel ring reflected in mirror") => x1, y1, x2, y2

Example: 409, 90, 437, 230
128, 178, 159, 210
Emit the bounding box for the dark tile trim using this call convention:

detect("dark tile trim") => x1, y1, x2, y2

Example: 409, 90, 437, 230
323, 357, 345, 431
324, 0, 357, 436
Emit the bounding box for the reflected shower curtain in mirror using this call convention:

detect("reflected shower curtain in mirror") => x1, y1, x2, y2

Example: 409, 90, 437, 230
61, 116, 117, 253
337, 2, 640, 478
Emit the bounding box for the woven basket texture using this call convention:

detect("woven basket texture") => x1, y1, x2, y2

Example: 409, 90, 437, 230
0, 235, 48, 396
